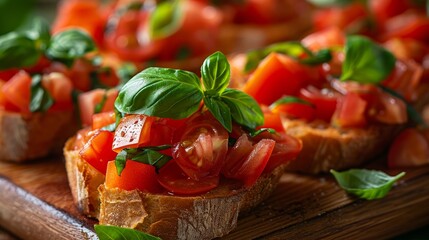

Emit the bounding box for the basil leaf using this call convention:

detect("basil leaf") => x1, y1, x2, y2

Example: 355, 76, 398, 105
25, 18, 51, 51
244, 41, 331, 72
94, 92, 108, 114
115, 146, 172, 176
378, 85, 426, 127
149, 0, 183, 39
46, 29, 96, 67
0, 32, 41, 70
30, 75, 54, 112
204, 96, 232, 132
201, 51, 230, 94
117, 62, 137, 88
341, 35, 396, 84
95, 225, 161, 240
331, 169, 405, 200
115, 67, 203, 119
221, 89, 264, 129
248, 128, 277, 138
270, 96, 314, 109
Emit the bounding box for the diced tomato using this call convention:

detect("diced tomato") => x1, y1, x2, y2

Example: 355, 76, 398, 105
1, 70, 31, 114
271, 102, 316, 122
380, 11, 429, 43
106, 160, 163, 193
69, 59, 94, 92
78, 88, 118, 127
72, 127, 93, 150
92, 111, 116, 130
332, 92, 367, 128
41, 72, 73, 111
388, 128, 429, 168
302, 27, 346, 51
242, 53, 316, 105
52, 0, 105, 43
222, 135, 275, 187
383, 38, 429, 63
368, 0, 410, 27
313, 3, 369, 34
157, 160, 219, 195
172, 112, 228, 180
299, 87, 339, 122
112, 114, 154, 152
264, 133, 302, 173
382, 58, 423, 102
261, 109, 284, 132
80, 130, 117, 174
371, 91, 408, 125
96, 67, 120, 88
0, 69, 19, 81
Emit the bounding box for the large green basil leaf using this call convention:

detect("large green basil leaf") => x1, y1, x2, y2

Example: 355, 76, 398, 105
341, 35, 396, 84
204, 96, 232, 132
331, 169, 405, 200
0, 32, 41, 70
201, 51, 230, 94
95, 225, 161, 240
149, 0, 183, 39
46, 29, 96, 67
220, 89, 264, 129
115, 67, 203, 119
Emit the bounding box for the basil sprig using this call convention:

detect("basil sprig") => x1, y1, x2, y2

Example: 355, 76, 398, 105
149, 0, 183, 39
269, 96, 314, 109
95, 225, 161, 240
341, 35, 396, 84
115, 51, 264, 132
115, 145, 172, 176
30, 75, 54, 112
46, 29, 96, 67
245, 41, 332, 73
331, 169, 405, 200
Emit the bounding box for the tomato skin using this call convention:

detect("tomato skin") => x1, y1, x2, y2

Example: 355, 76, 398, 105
332, 92, 367, 128
242, 53, 315, 105
264, 134, 302, 173
78, 88, 118, 127
302, 27, 345, 51
157, 160, 219, 195
41, 72, 74, 111
223, 137, 275, 187
80, 130, 117, 174
271, 102, 316, 122
1, 70, 31, 114
380, 11, 429, 43
106, 160, 163, 193
261, 110, 284, 132
368, 0, 410, 27
299, 87, 339, 123
313, 3, 369, 33
92, 111, 116, 130
172, 112, 228, 180
112, 114, 154, 152
388, 128, 429, 168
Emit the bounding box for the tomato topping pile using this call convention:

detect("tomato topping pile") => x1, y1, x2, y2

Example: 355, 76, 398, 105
79, 111, 301, 195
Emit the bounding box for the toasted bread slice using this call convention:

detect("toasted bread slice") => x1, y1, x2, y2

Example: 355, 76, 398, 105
64, 136, 286, 239
0, 111, 75, 162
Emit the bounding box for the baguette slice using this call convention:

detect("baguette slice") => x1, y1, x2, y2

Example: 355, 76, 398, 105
64, 136, 286, 239
0, 111, 75, 162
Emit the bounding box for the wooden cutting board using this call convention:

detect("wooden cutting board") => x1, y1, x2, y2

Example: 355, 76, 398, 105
0, 156, 428, 240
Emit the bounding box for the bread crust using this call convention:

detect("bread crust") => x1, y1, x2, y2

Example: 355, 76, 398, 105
64, 136, 286, 239
0, 111, 74, 162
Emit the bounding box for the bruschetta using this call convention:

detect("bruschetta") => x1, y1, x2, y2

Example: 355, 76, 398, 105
229, 24, 429, 173
52, 0, 313, 71
64, 52, 302, 239
0, 21, 122, 162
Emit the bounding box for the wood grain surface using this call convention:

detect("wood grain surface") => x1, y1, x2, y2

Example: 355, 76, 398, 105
0, 156, 428, 240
